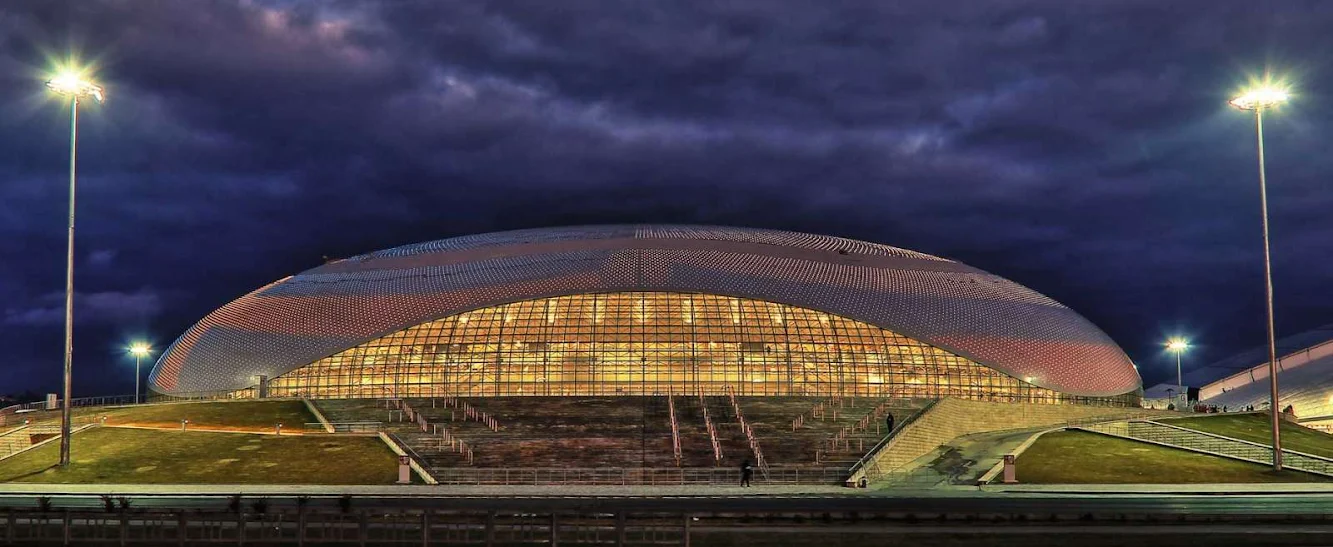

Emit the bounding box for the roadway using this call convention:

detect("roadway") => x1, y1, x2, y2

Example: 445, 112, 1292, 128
1, 485, 1332, 518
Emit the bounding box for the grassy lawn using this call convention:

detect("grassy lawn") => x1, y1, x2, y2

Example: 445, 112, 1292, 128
1162, 414, 1333, 458
0, 427, 398, 484
96, 401, 316, 431
692, 532, 1333, 547
1015, 430, 1326, 484
11, 401, 316, 432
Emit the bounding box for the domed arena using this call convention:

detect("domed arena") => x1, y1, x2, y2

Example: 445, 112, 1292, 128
144, 225, 1150, 482
150, 225, 1140, 405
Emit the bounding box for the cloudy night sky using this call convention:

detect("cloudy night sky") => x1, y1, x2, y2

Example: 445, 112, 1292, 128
1, 1, 1331, 397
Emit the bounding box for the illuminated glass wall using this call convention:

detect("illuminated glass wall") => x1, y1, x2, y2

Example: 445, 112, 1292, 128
265, 292, 1135, 406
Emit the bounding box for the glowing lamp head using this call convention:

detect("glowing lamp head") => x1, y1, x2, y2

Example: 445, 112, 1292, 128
128, 343, 152, 357
45, 71, 104, 102
1166, 338, 1190, 353
1229, 86, 1288, 110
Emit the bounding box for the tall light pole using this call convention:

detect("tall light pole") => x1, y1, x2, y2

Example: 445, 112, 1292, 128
1166, 338, 1189, 404
45, 70, 104, 468
1230, 84, 1289, 471
128, 343, 152, 404
1166, 338, 1189, 387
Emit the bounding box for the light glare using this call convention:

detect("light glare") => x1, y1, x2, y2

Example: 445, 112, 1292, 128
128, 342, 152, 357
1230, 86, 1289, 110
1166, 338, 1189, 353
45, 70, 105, 102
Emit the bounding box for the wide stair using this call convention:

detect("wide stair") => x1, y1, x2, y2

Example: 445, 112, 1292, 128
407, 397, 677, 469
314, 395, 905, 484
1, 424, 77, 460
314, 398, 474, 469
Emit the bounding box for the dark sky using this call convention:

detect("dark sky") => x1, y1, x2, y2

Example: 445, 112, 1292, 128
2, 1, 1331, 397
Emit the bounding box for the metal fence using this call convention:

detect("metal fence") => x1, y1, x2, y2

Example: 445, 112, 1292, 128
2, 395, 137, 415
427, 466, 847, 486
305, 421, 383, 433
0, 509, 692, 546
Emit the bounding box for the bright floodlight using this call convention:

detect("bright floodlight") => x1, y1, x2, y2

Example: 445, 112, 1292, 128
129, 343, 152, 357
1166, 338, 1189, 353
46, 71, 104, 102
1230, 86, 1288, 110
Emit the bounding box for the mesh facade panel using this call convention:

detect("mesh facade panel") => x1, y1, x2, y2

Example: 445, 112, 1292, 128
150, 225, 1140, 398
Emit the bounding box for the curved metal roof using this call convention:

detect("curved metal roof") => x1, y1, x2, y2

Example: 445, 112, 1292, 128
149, 225, 1141, 397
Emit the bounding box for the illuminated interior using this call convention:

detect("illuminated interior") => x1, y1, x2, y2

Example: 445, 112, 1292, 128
265, 292, 1135, 405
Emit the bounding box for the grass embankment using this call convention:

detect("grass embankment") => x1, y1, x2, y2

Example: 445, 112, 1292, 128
0, 427, 397, 484
98, 401, 316, 431
1015, 430, 1326, 484
1164, 414, 1333, 458
12, 401, 315, 432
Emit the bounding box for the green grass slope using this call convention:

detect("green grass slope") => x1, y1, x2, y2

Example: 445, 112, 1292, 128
1163, 414, 1333, 458
0, 427, 397, 484
1015, 430, 1326, 484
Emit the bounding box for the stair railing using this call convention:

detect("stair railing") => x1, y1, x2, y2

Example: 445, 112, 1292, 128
667, 393, 683, 467
698, 394, 723, 464
725, 387, 769, 478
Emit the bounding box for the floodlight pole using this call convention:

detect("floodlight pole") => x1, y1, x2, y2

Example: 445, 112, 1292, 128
134, 352, 142, 404
1176, 352, 1182, 389
1254, 107, 1283, 471
59, 95, 79, 468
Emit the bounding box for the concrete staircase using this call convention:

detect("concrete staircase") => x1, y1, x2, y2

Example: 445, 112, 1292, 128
0, 423, 94, 462
847, 398, 1181, 485
1079, 420, 1333, 477
0, 426, 34, 460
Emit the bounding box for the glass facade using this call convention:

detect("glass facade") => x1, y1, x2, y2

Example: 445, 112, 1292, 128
265, 292, 1135, 406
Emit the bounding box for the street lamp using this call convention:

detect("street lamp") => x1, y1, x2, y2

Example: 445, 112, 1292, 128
1166, 338, 1189, 388
1230, 82, 1289, 471
45, 68, 104, 468
128, 343, 152, 404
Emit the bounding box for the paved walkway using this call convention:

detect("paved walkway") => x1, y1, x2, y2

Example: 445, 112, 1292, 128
877, 427, 1044, 489
0, 483, 856, 497
982, 483, 1333, 495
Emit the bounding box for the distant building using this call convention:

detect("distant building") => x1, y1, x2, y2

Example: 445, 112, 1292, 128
1193, 325, 1333, 429
149, 225, 1142, 406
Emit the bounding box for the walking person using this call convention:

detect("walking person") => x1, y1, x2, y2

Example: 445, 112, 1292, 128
740, 459, 753, 487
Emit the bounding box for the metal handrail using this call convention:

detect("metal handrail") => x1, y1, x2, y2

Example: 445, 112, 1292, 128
426, 466, 849, 485
305, 421, 383, 432
699, 394, 723, 463
667, 393, 682, 466
384, 431, 428, 465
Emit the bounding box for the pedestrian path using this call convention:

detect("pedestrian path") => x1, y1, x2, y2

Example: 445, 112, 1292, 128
875, 427, 1047, 489
0, 482, 855, 497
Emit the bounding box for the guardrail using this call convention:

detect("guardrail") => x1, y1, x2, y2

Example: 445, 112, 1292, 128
427, 466, 848, 486
3, 395, 138, 414
306, 422, 384, 433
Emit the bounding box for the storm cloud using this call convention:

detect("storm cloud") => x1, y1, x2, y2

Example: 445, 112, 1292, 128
1, 0, 1332, 395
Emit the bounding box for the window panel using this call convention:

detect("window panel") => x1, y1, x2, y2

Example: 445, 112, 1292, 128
261, 292, 1133, 406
